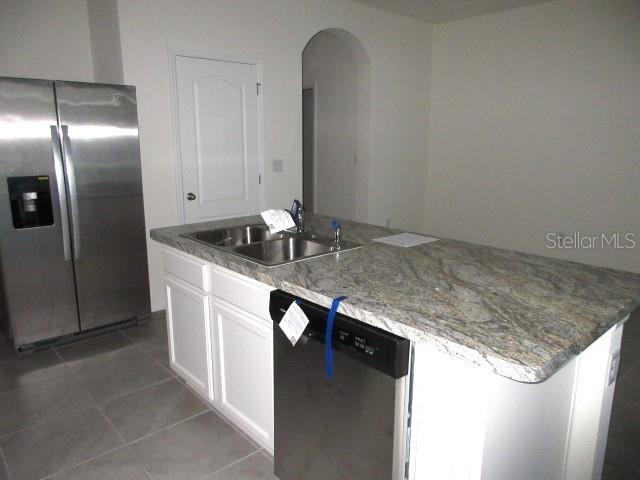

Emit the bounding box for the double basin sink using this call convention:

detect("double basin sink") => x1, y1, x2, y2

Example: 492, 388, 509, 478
181, 224, 361, 266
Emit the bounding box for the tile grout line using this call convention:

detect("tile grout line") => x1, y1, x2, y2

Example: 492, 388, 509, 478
49, 344, 162, 480
205, 401, 265, 452
0, 442, 13, 480
177, 379, 266, 454
0, 402, 100, 441
53, 345, 99, 408
0, 366, 71, 401
0, 411, 64, 441
98, 376, 175, 406
124, 443, 157, 480
36, 445, 126, 480
95, 402, 128, 446
127, 410, 211, 446
93, 402, 159, 480
119, 327, 176, 378
55, 339, 174, 406
55, 325, 178, 410
8, 323, 223, 480
260, 448, 274, 461
199, 449, 263, 480
43, 343, 159, 480
0, 349, 69, 397
51, 347, 66, 364
2, 325, 174, 480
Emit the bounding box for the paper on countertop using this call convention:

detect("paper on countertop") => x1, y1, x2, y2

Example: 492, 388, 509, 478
260, 209, 295, 234
373, 232, 439, 248
279, 301, 309, 346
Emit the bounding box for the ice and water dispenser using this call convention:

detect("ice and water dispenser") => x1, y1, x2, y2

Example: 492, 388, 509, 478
7, 176, 54, 229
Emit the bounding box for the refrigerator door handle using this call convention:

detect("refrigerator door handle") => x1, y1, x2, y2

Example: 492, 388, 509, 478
50, 125, 72, 261
61, 125, 81, 261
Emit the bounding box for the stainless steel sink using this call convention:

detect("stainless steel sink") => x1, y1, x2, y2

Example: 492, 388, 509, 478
183, 224, 283, 248
233, 237, 333, 266
181, 224, 361, 266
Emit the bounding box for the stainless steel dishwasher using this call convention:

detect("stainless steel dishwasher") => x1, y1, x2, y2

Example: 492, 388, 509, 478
269, 290, 412, 480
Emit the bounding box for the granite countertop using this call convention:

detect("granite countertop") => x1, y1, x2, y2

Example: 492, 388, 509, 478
151, 214, 640, 383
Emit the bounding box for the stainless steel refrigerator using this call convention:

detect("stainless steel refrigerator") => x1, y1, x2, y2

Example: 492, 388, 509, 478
0, 77, 150, 349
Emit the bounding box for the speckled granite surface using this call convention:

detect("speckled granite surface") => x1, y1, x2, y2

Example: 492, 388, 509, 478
151, 214, 640, 383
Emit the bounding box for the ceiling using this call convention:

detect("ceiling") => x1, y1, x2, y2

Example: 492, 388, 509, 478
350, 0, 554, 23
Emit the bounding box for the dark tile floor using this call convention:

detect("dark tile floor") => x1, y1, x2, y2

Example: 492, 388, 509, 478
0, 309, 637, 479
0, 312, 276, 480
603, 307, 640, 479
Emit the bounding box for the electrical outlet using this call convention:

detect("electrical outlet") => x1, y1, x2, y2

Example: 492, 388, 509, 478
385, 218, 391, 227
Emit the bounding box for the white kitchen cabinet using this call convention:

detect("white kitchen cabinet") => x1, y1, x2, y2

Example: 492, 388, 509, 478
211, 297, 274, 451
161, 246, 274, 451
209, 264, 274, 451
163, 248, 214, 402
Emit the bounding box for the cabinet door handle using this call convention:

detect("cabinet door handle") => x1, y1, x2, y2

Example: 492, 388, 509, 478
186, 192, 196, 201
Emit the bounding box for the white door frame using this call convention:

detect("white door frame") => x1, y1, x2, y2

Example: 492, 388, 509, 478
302, 83, 319, 213
168, 47, 265, 224
311, 82, 319, 212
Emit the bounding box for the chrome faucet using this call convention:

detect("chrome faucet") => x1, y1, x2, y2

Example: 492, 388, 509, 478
289, 199, 305, 233
331, 218, 343, 250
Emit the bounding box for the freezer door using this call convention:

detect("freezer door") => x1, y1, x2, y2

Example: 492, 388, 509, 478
0, 77, 79, 346
54, 82, 150, 330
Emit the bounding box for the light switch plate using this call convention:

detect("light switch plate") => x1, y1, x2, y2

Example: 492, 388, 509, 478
272, 158, 283, 173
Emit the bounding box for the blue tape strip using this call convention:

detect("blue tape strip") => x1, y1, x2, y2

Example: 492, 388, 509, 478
325, 295, 347, 379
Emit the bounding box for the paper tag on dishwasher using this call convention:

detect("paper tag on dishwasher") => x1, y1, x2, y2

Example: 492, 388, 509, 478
260, 209, 295, 234
279, 301, 309, 346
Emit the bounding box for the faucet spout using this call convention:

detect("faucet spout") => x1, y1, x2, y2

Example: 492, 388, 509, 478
289, 199, 305, 233
331, 218, 343, 250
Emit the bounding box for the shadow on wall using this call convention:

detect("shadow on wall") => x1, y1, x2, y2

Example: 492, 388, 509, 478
301, 28, 371, 223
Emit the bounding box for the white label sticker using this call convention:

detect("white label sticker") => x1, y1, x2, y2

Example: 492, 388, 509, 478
279, 301, 309, 346
260, 209, 295, 234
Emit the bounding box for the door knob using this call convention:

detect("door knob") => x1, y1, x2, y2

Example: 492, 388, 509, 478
186, 192, 196, 201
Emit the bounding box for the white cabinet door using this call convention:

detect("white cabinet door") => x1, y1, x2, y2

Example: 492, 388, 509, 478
165, 275, 214, 401
212, 297, 274, 451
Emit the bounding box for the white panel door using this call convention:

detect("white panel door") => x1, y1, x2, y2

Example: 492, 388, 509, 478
212, 298, 274, 451
176, 55, 261, 222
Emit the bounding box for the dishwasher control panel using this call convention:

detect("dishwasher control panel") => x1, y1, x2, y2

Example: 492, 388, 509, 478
337, 329, 380, 359
270, 290, 410, 379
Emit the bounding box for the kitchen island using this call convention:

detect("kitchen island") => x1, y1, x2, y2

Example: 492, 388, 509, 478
151, 214, 640, 480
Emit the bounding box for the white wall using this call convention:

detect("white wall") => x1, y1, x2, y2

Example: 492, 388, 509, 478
303, 31, 359, 221
87, 0, 124, 84
0, 0, 94, 81
426, 0, 640, 274
115, 0, 432, 310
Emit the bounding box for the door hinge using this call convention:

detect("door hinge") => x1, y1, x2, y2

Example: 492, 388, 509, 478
258, 173, 262, 185
256, 83, 262, 95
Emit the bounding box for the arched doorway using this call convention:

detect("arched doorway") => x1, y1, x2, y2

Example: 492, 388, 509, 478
302, 29, 371, 222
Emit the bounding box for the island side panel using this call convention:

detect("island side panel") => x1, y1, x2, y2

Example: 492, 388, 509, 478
481, 354, 578, 480
563, 322, 624, 480
408, 322, 623, 480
